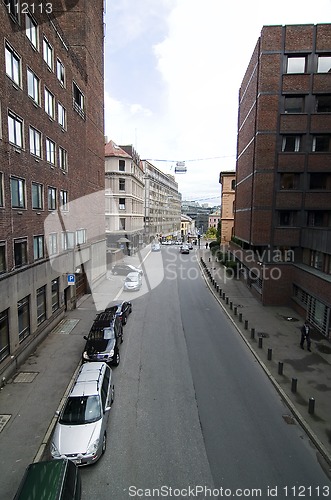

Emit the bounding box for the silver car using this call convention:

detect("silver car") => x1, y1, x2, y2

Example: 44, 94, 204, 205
51, 362, 114, 466
123, 271, 142, 291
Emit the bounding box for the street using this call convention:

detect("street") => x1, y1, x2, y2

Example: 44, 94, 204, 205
80, 246, 330, 499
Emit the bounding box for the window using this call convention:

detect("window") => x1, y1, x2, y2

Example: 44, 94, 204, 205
0, 309, 10, 362
119, 198, 126, 210
286, 56, 306, 74
44, 87, 55, 119
56, 58, 65, 86
312, 135, 330, 152
11, 177, 25, 208
48, 233, 58, 255
119, 178, 125, 191
48, 187, 57, 210
0, 242, 6, 273
60, 190, 68, 211
310, 251, 323, 270
0, 172, 4, 207
76, 229, 86, 245
279, 211, 296, 226
36, 286, 46, 325
284, 96, 304, 113
58, 146, 68, 171
310, 173, 331, 190
315, 95, 331, 113
25, 13, 38, 48
231, 179, 236, 190
33, 235, 44, 260
46, 138, 55, 165
307, 211, 330, 227
14, 238, 28, 267
280, 173, 300, 190
43, 37, 53, 69
119, 159, 125, 172
5, 43, 21, 86
317, 56, 331, 73
8, 111, 23, 148
73, 82, 85, 118
29, 126, 42, 157
58, 102, 66, 129
32, 182, 43, 209
119, 218, 126, 230
18, 296, 30, 342
51, 278, 59, 312
27, 68, 40, 104
281, 135, 301, 152
62, 232, 74, 250
5, 0, 20, 22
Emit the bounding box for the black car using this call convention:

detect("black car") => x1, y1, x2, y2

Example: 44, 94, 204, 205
82, 307, 123, 366
112, 263, 142, 276
107, 301, 132, 325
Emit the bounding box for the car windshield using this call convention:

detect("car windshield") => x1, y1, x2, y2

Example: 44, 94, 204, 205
89, 327, 115, 340
60, 395, 101, 424
125, 275, 137, 282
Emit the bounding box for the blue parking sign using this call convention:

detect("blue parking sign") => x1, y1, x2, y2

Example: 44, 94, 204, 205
67, 274, 75, 285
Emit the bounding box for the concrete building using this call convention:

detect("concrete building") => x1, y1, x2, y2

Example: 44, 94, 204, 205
0, 1, 106, 379
219, 171, 236, 244
181, 201, 211, 235
104, 141, 145, 255
142, 161, 181, 242
208, 210, 221, 229
232, 24, 331, 337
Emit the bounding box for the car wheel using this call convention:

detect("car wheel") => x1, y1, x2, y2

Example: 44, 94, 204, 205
122, 316, 127, 326
101, 433, 107, 454
114, 350, 120, 366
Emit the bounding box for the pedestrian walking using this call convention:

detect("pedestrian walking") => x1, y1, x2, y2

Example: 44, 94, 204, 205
205, 242, 208, 249
300, 321, 311, 351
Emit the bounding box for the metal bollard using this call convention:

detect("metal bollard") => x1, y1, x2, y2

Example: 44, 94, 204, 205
234, 306, 237, 316
225, 297, 229, 304
278, 362, 283, 375
222, 292, 225, 300
258, 336, 263, 348
216, 285, 219, 292
239, 313, 243, 322
308, 397, 315, 415
291, 378, 297, 393
230, 301, 233, 310
244, 320, 248, 330
219, 288, 222, 296
251, 328, 255, 339
267, 348, 272, 361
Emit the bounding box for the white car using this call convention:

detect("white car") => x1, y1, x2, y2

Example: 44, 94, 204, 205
151, 243, 161, 251
123, 272, 142, 291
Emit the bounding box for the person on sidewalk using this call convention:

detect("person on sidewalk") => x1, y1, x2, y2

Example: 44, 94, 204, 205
300, 321, 311, 351
205, 242, 209, 249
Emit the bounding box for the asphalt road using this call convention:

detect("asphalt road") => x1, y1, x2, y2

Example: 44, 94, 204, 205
81, 247, 330, 499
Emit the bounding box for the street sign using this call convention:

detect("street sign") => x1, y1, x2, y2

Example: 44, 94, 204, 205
67, 274, 75, 285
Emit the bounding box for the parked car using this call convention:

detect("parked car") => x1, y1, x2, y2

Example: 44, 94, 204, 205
151, 243, 161, 251
123, 271, 142, 291
180, 244, 190, 254
13, 459, 81, 499
82, 307, 123, 366
112, 263, 142, 276
107, 301, 132, 325
51, 362, 114, 467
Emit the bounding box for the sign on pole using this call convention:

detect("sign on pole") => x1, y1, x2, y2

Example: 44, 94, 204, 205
67, 274, 75, 285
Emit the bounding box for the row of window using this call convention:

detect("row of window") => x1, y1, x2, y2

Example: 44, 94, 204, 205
280, 173, 331, 190
293, 284, 330, 337
0, 228, 87, 272
286, 54, 331, 74
0, 173, 68, 211
281, 134, 331, 153
0, 279, 60, 361
278, 210, 331, 228
284, 94, 331, 113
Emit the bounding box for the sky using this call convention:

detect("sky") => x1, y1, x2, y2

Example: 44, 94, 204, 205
103, 0, 331, 205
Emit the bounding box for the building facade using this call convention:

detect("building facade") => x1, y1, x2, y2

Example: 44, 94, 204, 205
142, 161, 181, 242
105, 141, 145, 254
219, 171, 235, 244
232, 24, 331, 337
0, 1, 106, 379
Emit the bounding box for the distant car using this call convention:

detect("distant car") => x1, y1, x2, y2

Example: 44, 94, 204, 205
51, 362, 114, 466
107, 301, 132, 325
123, 272, 142, 291
112, 263, 142, 276
180, 244, 190, 254
151, 243, 161, 252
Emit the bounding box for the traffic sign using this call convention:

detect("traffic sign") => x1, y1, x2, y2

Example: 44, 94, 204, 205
67, 274, 75, 285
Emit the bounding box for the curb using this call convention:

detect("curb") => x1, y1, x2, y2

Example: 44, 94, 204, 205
199, 256, 331, 472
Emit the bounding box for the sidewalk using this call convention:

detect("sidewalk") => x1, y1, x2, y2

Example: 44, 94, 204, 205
199, 247, 331, 471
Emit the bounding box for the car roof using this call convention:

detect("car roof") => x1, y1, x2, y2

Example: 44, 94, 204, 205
70, 362, 109, 397
126, 271, 140, 277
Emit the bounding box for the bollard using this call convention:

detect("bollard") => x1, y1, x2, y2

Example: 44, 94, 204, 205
219, 288, 222, 296
230, 301, 233, 310
278, 362, 283, 375
258, 336, 263, 348
308, 397, 315, 415
222, 292, 225, 300
267, 348, 272, 361
244, 319, 248, 330
209, 257, 211, 262
251, 328, 255, 339
225, 297, 229, 305
239, 313, 243, 322
291, 378, 297, 393
234, 306, 237, 316
216, 285, 219, 292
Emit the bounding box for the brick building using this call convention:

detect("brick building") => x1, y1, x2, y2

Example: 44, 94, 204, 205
0, 1, 106, 379
219, 171, 235, 244
232, 24, 331, 337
